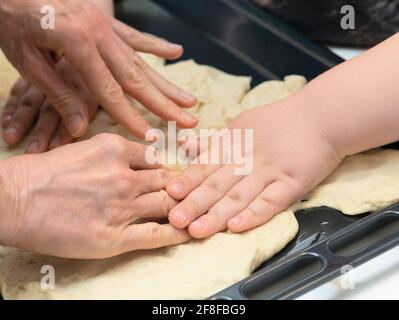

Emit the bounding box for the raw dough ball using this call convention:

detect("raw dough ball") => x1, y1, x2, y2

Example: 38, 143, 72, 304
241, 75, 307, 110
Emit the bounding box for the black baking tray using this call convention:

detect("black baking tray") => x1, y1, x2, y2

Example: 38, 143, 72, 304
116, 0, 344, 84
1, 0, 396, 301
115, 0, 399, 300
211, 205, 399, 300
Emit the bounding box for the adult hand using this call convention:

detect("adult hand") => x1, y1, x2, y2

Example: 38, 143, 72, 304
0, 133, 190, 259
2, 60, 99, 152
0, 0, 197, 141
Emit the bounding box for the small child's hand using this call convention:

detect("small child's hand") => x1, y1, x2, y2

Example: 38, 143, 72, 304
166, 94, 343, 238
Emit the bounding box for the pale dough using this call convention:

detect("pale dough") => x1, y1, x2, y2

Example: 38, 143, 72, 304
1, 48, 399, 299
0, 51, 19, 102
297, 149, 399, 215
241, 75, 307, 109
0, 210, 298, 300
0, 51, 299, 299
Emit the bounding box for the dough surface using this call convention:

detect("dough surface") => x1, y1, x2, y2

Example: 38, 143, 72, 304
0, 51, 300, 300
0, 210, 298, 300
297, 149, 399, 215
1, 49, 399, 299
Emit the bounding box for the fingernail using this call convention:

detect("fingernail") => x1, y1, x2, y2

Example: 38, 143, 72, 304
168, 43, 183, 51
170, 181, 185, 194
50, 136, 61, 149
67, 114, 83, 136
4, 126, 18, 137
179, 90, 196, 102
230, 215, 242, 225
191, 219, 204, 230
26, 140, 40, 153
181, 111, 197, 124
171, 208, 188, 225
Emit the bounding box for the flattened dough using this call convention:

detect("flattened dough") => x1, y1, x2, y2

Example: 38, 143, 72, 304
0, 52, 299, 299
0, 51, 19, 101
3, 49, 399, 299
0, 210, 298, 300
297, 149, 399, 215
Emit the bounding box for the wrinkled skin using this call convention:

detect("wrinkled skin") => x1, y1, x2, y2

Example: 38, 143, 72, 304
0, 133, 190, 259
0, 0, 197, 143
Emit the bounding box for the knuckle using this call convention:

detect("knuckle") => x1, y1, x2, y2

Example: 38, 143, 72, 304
104, 79, 124, 103
146, 222, 162, 244
201, 179, 220, 193
124, 60, 151, 92
98, 133, 127, 155
132, 54, 150, 71
246, 207, 258, 218
159, 189, 175, 213
196, 165, 212, 177
156, 169, 172, 184
113, 178, 133, 197
51, 92, 77, 112
40, 103, 56, 115
11, 79, 26, 95
259, 194, 282, 210
92, 223, 112, 244
20, 94, 38, 109
226, 192, 245, 205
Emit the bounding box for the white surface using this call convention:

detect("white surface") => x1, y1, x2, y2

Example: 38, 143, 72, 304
299, 247, 399, 300
328, 46, 366, 60
300, 46, 399, 300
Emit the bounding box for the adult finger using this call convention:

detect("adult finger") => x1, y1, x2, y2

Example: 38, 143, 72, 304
49, 123, 75, 150
3, 85, 44, 145
111, 19, 184, 60
133, 190, 179, 219
113, 35, 196, 107
21, 47, 89, 138
2, 78, 29, 128
97, 36, 197, 128
26, 100, 61, 153
70, 43, 151, 139
133, 169, 175, 196
118, 222, 190, 253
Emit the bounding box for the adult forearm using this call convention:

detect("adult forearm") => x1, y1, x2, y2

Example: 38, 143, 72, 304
301, 33, 399, 158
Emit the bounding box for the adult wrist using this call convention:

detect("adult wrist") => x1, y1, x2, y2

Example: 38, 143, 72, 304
0, 158, 23, 246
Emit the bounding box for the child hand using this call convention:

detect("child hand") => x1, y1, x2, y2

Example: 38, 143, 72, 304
166, 93, 343, 238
